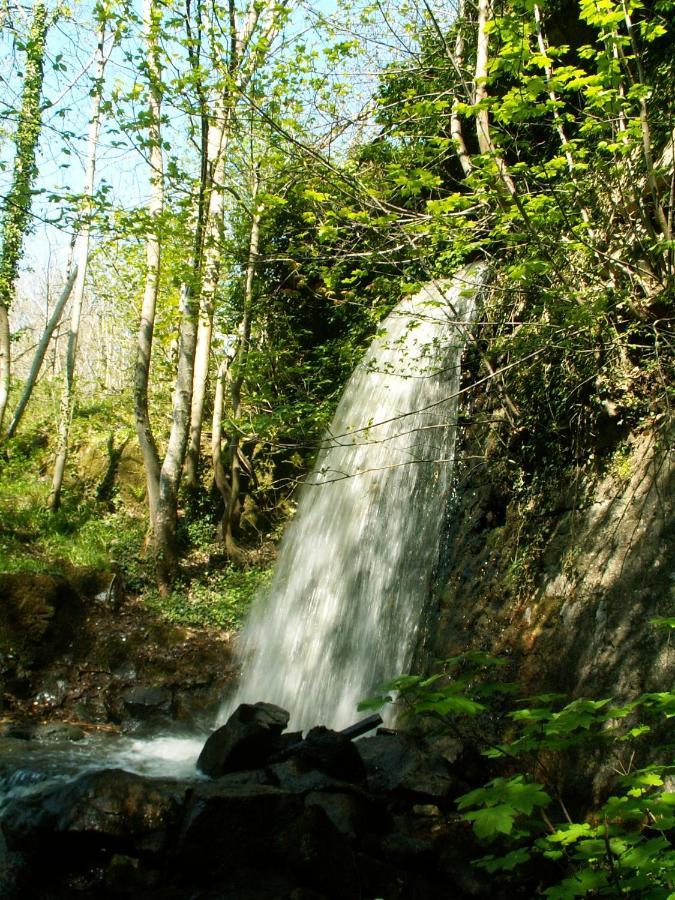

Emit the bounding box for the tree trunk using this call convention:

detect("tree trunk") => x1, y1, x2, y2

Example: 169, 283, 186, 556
223, 173, 262, 556
153, 0, 289, 588
211, 356, 233, 512
49, 24, 107, 512
6, 265, 77, 438
134, 0, 164, 529
184, 0, 290, 490
0, 0, 49, 431
474, 0, 516, 197
185, 117, 230, 489
450, 0, 473, 178
154, 282, 199, 592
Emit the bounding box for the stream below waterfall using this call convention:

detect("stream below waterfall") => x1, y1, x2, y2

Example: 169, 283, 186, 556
0, 732, 207, 812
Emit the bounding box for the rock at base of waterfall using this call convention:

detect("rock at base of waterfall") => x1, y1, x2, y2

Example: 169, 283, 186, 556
122, 685, 173, 718
2, 768, 187, 850
196, 701, 290, 777
290, 726, 367, 782
356, 732, 459, 803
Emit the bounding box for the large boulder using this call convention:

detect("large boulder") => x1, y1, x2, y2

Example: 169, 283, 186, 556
196, 702, 290, 777
177, 781, 304, 872
2, 768, 187, 853
356, 732, 458, 804
285, 726, 366, 783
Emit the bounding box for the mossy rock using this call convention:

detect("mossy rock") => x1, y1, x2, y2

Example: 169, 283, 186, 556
0, 572, 88, 661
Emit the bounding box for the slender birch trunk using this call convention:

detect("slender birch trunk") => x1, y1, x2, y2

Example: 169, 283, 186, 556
223, 174, 262, 556
154, 282, 199, 591
0, 0, 49, 431
474, 0, 516, 197
6, 265, 77, 438
450, 0, 473, 178
185, 116, 230, 489
49, 24, 107, 512
134, 0, 164, 528
211, 354, 234, 517
152, 0, 289, 588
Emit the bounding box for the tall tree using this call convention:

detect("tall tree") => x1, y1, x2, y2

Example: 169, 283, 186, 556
49, 16, 109, 511
184, 0, 291, 490
218, 165, 262, 556
0, 0, 50, 431
133, 0, 164, 530
145, 0, 292, 591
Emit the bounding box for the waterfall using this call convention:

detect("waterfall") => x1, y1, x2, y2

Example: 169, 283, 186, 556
221, 264, 486, 732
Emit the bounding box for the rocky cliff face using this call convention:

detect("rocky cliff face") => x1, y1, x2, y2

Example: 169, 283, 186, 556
426, 420, 674, 699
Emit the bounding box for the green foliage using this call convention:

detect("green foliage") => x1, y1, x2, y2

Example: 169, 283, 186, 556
0, 464, 145, 578
339, 0, 675, 473
143, 564, 271, 630
363, 645, 675, 898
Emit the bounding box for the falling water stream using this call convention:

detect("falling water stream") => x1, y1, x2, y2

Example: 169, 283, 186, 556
221, 264, 486, 731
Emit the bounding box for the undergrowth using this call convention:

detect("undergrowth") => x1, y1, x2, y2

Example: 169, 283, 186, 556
0, 421, 270, 631
142, 565, 271, 630
361, 624, 675, 899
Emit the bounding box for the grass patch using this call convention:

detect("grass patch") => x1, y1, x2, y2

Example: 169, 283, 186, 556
0, 435, 147, 577
143, 565, 272, 630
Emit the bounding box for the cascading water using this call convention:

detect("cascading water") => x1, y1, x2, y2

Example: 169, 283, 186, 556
221, 264, 486, 732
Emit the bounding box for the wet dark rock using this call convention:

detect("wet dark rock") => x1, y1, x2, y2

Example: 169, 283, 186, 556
122, 684, 173, 720
33, 723, 86, 742
304, 789, 381, 841
0, 570, 238, 732
380, 831, 436, 868
268, 756, 346, 794
0, 720, 36, 740
357, 731, 457, 803
355, 850, 443, 900
434, 823, 492, 897
213, 768, 274, 787
2, 768, 187, 852
286, 726, 367, 782
0, 701, 483, 900
178, 781, 303, 872
275, 804, 359, 897
196, 702, 290, 776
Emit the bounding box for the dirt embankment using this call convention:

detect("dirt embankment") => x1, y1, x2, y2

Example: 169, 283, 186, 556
0, 569, 237, 733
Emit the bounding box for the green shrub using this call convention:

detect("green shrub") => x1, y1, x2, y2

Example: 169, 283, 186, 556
360, 626, 675, 898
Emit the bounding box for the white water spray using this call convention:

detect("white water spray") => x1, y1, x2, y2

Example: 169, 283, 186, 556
222, 265, 486, 731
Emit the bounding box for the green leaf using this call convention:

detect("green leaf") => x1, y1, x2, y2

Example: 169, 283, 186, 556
476, 847, 532, 872
547, 823, 594, 845
463, 804, 519, 839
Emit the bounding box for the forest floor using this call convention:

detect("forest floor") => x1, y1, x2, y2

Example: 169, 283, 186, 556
0, 422, 283, 733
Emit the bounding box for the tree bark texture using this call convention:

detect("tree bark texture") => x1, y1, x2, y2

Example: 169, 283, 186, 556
134, 0, 164, 529
223, 174, 262, 556
154, 282, 199, 592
